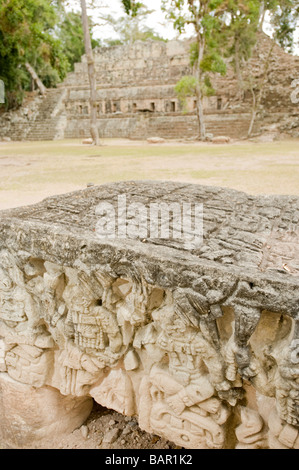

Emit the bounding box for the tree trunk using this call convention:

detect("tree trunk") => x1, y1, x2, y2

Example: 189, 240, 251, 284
195, 39, 206, 141
258, 1, 266, 32
247, 87, 257, 138
80, 0, 101, 146
196, 88, 206, 140
247, 43, 274, 138
25, 63, 47, 96
235, 38, 244, 99
248, 109, 257, 137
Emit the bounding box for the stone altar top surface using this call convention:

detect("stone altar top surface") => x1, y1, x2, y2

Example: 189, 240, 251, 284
0, 181, 298, 317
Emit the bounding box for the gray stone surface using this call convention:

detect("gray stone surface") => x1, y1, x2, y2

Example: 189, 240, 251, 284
0, 181, 298, 311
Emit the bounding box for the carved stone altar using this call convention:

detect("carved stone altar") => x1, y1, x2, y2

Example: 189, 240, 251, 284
0, 181, 298, 449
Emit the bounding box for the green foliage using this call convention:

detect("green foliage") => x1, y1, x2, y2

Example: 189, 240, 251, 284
269, 0, 299, 52
200, 53, 226, 75
58, 11, 101, 72
202, 75, 215, 97
103, 3, 167, 45
174, 75, 198, 112
189, 42, 199, 67
175, 75, 198, 96
189, 41, 226, 82
122, 0, 144, 17
174, 73, 216, 112
0, 1, 102, 109
0, 0, 68, 108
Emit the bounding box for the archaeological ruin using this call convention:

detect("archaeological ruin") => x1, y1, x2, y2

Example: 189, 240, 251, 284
0, 181, 298, 449
1, 33, 299, 141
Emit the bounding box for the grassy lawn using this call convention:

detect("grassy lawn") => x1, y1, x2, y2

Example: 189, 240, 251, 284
0, 138, 298, 210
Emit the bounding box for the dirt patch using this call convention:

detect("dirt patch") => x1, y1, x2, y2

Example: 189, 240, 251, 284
1, 402, 178, 450
0, 138, 298, 211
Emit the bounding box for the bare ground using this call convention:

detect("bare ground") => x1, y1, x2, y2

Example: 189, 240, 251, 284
0, 138, 298, 211
2, 402, 177, 450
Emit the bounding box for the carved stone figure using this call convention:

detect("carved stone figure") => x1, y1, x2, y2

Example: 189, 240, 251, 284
0, 181, 298, 448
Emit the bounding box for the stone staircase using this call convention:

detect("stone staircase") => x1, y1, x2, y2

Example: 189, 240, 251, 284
26, 88, 66, 141
0, 92, 41, 141
0, 88, 67, 141
128, 112, 256, 140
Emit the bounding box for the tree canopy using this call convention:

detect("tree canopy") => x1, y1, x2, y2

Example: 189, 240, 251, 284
0, 0, 100, 108
162, 0, 229, 139
99, 2, 167, 46
0, 0, 66, 107
59, 10, 101, 71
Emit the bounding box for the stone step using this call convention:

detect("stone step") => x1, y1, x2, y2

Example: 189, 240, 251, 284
25, 88, 65, 140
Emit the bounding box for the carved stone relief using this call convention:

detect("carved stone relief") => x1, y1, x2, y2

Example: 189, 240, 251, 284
0, 246, 298, 448
0, 181, 298, 448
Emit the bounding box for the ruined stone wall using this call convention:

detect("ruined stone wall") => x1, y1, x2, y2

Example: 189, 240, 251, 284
61, 38, 248, 139
65, 40, 191, 88
1, 34, 299, 141
64, 112, 255, 140
61, 35, 299, 141
62, 39, 229, 119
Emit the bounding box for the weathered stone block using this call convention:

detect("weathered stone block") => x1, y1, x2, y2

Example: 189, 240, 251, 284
0, 181, 298, 448
147, 137, 166, 144
82, 138, 93, 145
0, 373, 93, 448
212, 136, 231, 144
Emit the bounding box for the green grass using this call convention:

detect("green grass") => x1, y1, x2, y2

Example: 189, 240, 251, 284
0, 138, 298, 210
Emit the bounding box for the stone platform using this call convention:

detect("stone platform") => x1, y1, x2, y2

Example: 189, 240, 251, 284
0, 181, 298, 448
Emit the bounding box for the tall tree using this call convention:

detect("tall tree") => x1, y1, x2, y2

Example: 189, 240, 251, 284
257, 1, 299, 51
220, 0, 299, 137
269, 0, 299, 52
221, 1, 260, 98
78, 0, 156, 144
162, 0, 227, 140
80, 0, 101, 145
246, 40, 275, 137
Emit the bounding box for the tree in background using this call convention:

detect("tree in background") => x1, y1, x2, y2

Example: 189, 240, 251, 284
0, 0, 68, 108
162, 0, 227, 140
0, 0, 101, 109
222, 0, 299, 137
269, 0, 299, 53
80, 0, 101, 145
220, 1, 260, 98
101, 2, 167, 46
79, 0, 148, 145
58, 11, 101, 72
258, 0, 299, 52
